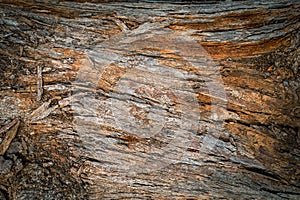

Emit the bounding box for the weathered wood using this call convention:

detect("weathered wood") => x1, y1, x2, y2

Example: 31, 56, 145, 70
0, 0, 299, 199
0, 118, 19, 155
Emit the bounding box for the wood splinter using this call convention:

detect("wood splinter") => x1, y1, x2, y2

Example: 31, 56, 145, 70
112, 18, 129, 33
37, 65, 43, 101
0, 118, 20, 156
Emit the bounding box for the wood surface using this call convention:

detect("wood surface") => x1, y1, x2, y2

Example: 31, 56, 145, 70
0, 0, 299, 199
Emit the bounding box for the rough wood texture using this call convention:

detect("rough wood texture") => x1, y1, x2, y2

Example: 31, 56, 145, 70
0, 0, 299, 199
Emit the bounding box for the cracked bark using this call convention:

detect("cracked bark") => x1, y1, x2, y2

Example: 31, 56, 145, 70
0, 0, 299, 199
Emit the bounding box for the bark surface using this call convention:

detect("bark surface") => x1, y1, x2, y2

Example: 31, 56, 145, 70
0, 0, 299, 199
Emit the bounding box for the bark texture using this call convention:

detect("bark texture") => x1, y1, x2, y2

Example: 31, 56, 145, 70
0, 0, 299, 199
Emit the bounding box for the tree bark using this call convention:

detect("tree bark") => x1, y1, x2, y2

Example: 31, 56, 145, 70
0, 0, 299, 199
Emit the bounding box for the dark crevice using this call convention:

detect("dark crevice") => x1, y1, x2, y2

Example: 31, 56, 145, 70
0, 187, 9, 200
241, 165, 281, 181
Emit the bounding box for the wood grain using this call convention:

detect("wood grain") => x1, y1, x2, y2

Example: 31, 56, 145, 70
0, 0, 299, 199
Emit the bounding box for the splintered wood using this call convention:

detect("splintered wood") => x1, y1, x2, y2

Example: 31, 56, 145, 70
37, 65, 43, 101
0, 119, 20, 155
0, 0, 299, 199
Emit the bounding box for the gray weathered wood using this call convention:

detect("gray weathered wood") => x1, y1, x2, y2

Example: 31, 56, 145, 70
0, 0, 299, 199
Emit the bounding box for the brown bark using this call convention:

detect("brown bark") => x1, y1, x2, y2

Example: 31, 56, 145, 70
0, 0, 299, 199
